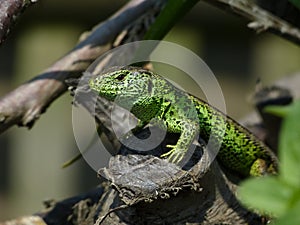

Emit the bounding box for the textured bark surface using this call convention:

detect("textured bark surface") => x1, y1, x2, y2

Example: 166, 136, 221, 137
0, 0, 37, 45
204, 0, 300, 45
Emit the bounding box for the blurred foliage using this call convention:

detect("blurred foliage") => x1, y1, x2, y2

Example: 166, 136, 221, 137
239, 100, 300, 224
144, 0, 199, 40
289, 0, 300, 10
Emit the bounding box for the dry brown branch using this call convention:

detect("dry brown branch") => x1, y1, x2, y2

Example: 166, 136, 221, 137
0, 0, 38, 45
0, 216, 46, 225
204, 0, 300, 45
0, 0, 164, 134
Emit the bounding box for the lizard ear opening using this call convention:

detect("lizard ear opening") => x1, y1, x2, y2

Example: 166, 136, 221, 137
116, 73, 126, 81
147, 79, 153, 95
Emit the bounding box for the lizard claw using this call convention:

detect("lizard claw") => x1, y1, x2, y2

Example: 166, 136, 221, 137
160, 145, 176, 157
161, 145, 185, 164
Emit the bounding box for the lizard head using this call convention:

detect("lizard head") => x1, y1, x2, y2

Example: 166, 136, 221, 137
89, 67, 157, 109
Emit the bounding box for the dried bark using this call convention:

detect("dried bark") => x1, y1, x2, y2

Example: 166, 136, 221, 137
204, 0, 300, 45
0, 136, 265, 225
0, 0, 38, 45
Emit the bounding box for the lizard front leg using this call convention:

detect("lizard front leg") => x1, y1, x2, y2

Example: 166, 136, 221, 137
161, 119, 199, 164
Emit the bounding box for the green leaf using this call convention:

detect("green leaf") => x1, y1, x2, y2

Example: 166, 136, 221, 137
238, 177, 293, 216
132, 0, 200, 67
144, 0, 200, 41
279, 100, 300, 187
272, 199, 300, 225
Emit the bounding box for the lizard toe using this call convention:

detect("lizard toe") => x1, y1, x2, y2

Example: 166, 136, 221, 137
168, 151, 185, 164
160, 145, 176, 158
161, 146, 185, 164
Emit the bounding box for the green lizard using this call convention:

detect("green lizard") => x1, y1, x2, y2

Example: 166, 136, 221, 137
89, 67, 278, 177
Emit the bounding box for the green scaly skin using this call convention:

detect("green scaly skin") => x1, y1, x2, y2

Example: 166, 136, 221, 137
89, 67, 278, 177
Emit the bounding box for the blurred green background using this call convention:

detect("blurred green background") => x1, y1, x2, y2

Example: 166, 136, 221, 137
0, 0, 299, 220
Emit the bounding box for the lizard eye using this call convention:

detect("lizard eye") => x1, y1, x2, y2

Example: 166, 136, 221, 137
116, 73, 126, 81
